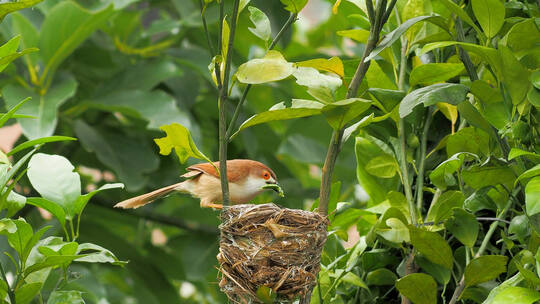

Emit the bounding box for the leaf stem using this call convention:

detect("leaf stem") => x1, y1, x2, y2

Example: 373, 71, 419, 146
226, 13, 297, 139
198, 0, 216, 56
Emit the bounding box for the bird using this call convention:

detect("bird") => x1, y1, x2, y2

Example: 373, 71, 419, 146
114, 159, 279, 210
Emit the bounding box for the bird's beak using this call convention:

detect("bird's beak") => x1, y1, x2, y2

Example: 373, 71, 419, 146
265, 181, 280, 193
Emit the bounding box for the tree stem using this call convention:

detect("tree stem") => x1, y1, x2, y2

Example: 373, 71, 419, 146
218, 0, 241, 205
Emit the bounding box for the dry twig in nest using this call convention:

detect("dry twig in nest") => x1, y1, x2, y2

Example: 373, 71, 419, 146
218, 203, 327, 303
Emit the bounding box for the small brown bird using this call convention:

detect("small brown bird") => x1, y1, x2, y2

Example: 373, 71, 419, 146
114, 159, 278, 209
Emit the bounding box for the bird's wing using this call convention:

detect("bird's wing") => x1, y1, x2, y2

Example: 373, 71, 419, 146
184, 160, 248, 182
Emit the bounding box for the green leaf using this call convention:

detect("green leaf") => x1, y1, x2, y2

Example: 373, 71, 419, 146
499, 46, 530, 105
26, 197, 66, 229
503, 19, 540, 56
399, 83, 469, 118
296, 57, 344, 78
508, 148, 540, 161
256, 286, 276, 304
470, 80, 503, 104
437, 0, 483, 35
3, 76, 77, 139
39, 2, 114, 82
429, 153, 470, 190
322, 98, 371, 129
232, 99, 324, 138
4, 191, 26, 217
293, 67, 342, 103
0, 97, 32, 128
11, 12, 39, 69
0, 219, 17, 234
365, 15, 447, 61
368, 88, 405, 113
471, 0, 505, 38
462, 163, 515, 190
7, 136, 76, 156
280, 0, 308, 13
489, 287, 540, 304
446, 208, 479, 247
377, 218, 410, 243
526, 176, 540, 216
446, 127, 489, 158
236, 50, 295, 84
0, 0, 43, 21
416, 256, 451, 285
75, 242, 126, 265
248, 6, 271, 42
0, 35, 20, 72
355, 136, 399, 204
366, 268, 397, 286
409, 63, 464, 87
154, 123, 213, 165
532, 70, 540, 90
73, 183, 123, 219
27, 153, 81, 219
464, 255, 508, 287
337, 29, 370, 43
409, 226, 453, 269
14, 282, 42, 304
365, 154, 400, 178
24, 255, 84, 275
457, 101, 498, 140
516, 164, 540, 185
395, 273, 437, 304
402, 0, 425, 43
47, 290, 85, 304
0, 219, 33, 261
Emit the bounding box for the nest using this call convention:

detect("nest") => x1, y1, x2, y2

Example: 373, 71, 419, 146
218, 203, 328, 303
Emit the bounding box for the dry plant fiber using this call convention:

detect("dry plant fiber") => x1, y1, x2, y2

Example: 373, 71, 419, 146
218, 203, 328, 303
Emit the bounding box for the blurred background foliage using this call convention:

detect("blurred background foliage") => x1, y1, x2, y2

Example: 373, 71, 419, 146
0, 0, 539, 303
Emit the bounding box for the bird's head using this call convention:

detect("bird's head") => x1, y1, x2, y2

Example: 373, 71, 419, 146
242, 161, 280, 195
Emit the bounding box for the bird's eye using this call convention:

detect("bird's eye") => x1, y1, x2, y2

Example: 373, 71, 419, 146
263, 172, 270, 180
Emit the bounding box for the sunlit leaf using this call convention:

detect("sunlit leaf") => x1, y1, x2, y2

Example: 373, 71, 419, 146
248, 6, 271, 42
399, 83, 469, 118
410, 226, 453, 269
395, 273, 437, 304
154, 123, 213, 165
409, 63, 464, 87
464, 255, 507, 287
236, 50, 295, 84
296, 57, 344, 78
471, 0, 505, 38
526, 176, 540, 216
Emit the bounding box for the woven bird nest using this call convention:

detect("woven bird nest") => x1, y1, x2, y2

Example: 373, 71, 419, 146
217, 203, 328, 303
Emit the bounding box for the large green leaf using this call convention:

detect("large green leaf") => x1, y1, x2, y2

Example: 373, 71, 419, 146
399, 83, 469, 118
503, 19, 540, 56
446, 127, 489, 157
236, 50, 295, 84
365, 154, 400, 178
27, 197, 66, 229
154, 123, 213, 165
446, 208, 479, 247
75, 242, 126, 265
429, 153, 470, 190
471, 0, 505, 38
10, 12, 40, 70
409, 226, 453, 269
516, 164, 540, 185
232, 99, 324, 138
7, 136, 76, 156
395, 273, 437, 304
0, 219, 33, 258
465, 255, 507, 287
525, 176, 540, 216
409, 63, 464, 87
27, 153, 81, 219
3, 76, 78, 139
377, 218, 410, 243
462, 162, 515, 190
0, 0, 43, 21
499, 46, 530, 105
39, 1, 114, 82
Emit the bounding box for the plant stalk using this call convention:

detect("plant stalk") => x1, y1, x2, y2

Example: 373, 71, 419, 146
0, 262, 15, 304
415, 107, 434, 211
198, 0, 215, 56
218, 0, 241, 205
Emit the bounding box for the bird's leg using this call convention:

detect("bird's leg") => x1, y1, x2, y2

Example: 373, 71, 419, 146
200, 200, 223, 209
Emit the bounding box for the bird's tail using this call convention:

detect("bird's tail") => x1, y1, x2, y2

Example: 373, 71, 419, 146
114, 182, 186, 209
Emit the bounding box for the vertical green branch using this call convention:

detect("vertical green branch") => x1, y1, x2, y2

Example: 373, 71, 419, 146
318, 0, 398, 216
